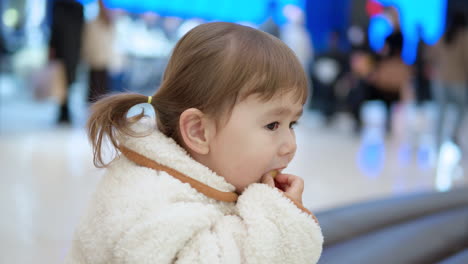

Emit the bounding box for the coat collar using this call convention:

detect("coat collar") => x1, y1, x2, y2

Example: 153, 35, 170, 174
118, 120, 238, 202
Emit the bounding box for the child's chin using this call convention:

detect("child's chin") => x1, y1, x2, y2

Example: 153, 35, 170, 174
235, 187, 245, 195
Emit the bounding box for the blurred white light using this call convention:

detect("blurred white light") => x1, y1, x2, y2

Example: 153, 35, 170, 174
3, 8, 19, 28
27, 0, 46, 28
361, 100, 387, 128
84, 1, 99, 21
435, 140, 462, 192
314, 58, 339, 85
177, 19, 202, 39
0, 75, 17, 98
348, 25, 365, 46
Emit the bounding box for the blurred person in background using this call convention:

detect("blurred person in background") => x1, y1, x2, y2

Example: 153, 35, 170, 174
427, 11, 468, 150
345, 26, 376, 132
280, 4, 313, 74
368, 30, 413, 107
352, 8, 413, 133
49, 0, 84, 123
347, 35, 410, 134
82, 0, 118, 103
311, 30, 349, 124
347, 51, 377, 133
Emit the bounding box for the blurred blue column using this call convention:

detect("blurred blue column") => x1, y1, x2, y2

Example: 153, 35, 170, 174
305, 0, 351, 53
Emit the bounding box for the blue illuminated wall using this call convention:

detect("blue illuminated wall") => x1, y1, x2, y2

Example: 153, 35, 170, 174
78, 0, 303, 25
369, 0, 447, 64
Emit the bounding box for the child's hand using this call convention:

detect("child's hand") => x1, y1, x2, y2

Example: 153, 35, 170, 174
261, 173, 304, 204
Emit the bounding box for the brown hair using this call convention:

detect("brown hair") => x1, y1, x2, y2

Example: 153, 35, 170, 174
88, 22, 308, 168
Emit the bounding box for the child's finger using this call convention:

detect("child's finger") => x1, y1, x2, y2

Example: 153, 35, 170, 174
275, 174, 304, 203
287, 176, 304, 194
261, 174, 275, 187
274, 173, 290, 184
275, 174, 301, 187
274, 174, 296, 191
273, 179, 287, 192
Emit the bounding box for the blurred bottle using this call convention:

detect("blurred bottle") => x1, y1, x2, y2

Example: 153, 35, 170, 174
436, 140, 462, 192
358, 100, 387, 177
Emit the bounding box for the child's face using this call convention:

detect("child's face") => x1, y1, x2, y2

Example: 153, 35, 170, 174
206, 90, 303, 193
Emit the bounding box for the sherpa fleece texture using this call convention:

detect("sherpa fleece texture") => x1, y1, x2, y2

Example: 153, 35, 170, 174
66, 122, 323, 263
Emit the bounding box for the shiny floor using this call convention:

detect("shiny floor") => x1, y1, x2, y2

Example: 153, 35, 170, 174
1, 89, 467, 263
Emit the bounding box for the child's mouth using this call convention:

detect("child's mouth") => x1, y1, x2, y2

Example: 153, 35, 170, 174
266, 168, 285, 179
267, 170, 279, 179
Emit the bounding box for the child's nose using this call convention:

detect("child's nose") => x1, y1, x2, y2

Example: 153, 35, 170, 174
278, 132, 296, 157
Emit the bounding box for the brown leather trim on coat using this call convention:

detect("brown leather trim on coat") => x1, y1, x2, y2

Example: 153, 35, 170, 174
119, 146, 319, 223
119, 146, 239, 203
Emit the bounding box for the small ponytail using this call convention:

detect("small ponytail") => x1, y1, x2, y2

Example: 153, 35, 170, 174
87, 93, 150, 168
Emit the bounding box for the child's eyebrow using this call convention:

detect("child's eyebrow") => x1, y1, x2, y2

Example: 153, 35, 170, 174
264, 107, 303, 118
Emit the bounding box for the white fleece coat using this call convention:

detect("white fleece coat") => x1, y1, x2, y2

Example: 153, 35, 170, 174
66, 123, 323, 264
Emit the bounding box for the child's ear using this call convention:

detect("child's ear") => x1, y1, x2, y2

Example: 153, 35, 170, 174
179, 108, 214, 155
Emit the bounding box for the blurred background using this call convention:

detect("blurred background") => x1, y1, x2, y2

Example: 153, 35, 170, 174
1, 0, 468, 263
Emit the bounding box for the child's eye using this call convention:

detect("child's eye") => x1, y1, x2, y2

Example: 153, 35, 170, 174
266, 122, 280, 131
289, 121, 298, 129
